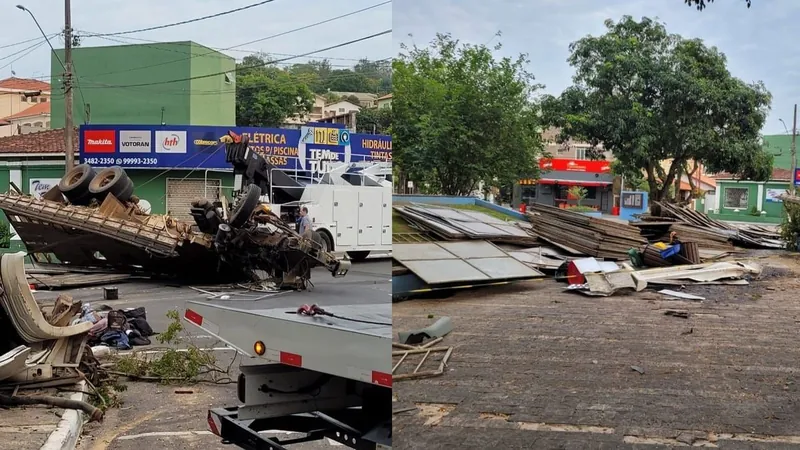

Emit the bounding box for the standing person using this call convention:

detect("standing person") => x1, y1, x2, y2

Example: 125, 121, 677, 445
298, 206, 312, 236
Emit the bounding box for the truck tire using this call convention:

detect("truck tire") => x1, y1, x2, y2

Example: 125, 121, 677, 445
88, 166, 133, 202
59, 164, 96, 204
317, 230, 334, 253
229, 184, 260, 228
346, 251, 370, 262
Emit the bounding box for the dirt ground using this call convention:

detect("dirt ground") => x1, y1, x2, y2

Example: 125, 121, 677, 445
392, 253, 800, 449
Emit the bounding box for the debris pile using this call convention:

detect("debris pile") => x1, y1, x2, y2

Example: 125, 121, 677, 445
652, 202, 783, 249
527, 203, 647, 260
393, 204, 536, 245
392, 317, 454, 382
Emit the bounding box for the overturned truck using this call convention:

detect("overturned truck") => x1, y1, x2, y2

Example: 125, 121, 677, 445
0, 133, 350, 288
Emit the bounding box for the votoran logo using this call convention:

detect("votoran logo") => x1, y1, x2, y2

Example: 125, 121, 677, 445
155, 131, 187, 154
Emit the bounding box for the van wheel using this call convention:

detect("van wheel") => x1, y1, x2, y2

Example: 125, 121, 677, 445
346, 251, 370, 262
317, 231, 334, 253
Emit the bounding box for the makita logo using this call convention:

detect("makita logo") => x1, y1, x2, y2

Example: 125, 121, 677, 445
87, 138, 112, 146
84, 130, 116, 153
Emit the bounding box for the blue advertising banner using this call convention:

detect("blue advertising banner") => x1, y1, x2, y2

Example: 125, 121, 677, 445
79, 124, 392, 174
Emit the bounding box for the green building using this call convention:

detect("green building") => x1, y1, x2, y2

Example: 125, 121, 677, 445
51, 41, 235, 127
707, 134, 794, 224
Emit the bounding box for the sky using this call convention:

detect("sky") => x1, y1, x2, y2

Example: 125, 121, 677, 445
393, 0, 800, 136
0, 0, 391, 79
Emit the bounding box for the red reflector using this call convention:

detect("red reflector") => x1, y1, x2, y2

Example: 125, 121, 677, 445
279, 351, 302, 367
184, 309, 203, 326
29, 284, 36, 290
372, 371, 392, 387
207, 412, 220, 436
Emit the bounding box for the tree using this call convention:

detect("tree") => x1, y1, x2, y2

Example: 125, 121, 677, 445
236, 54, 314, 127
356, 107, 391, 134
393, 33, 543, 196
685, 0, 751, 10
542, 16, 772, 202
345, 94, 362, 105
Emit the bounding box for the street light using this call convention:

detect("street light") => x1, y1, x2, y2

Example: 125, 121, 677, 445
17, 3, 73, 172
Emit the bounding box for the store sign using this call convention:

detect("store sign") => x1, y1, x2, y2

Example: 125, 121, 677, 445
29, 178, 61, 199
119, 130, 152, 153
539, 158, 611, 173
79, 125, 391, 171
621, 192, 644, 208
795, 169, 800, 187
766, 188, 787, 202
155, 131, 187, 154
84, 130, 116, 153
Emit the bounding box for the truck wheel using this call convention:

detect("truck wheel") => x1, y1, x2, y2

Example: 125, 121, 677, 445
229, 184, 261, 228
88, 166, 133, 202
59, 164, 96, 204
346, 251, 370, 262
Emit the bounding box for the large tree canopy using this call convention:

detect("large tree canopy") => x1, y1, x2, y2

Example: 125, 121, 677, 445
685, 0, 752, 10
236, 54, 314, 127
393, 34, 543, 196
542, 16, 772, 201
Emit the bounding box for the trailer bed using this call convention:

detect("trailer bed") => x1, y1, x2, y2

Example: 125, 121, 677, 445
183, 301, 393, 388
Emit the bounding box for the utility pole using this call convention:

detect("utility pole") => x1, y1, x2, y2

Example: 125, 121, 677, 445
63, 0, 74, 172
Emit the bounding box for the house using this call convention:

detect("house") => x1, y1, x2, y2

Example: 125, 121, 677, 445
376, 93, 392, 109
283, 94, 328, 127
0, 102, 51, 136
329, 92, 377, 108
323, 100, 361, 118
0, 77, 52, 138
541, 127, 612, 160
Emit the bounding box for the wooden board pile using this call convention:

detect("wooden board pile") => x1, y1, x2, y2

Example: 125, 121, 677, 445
528, 203, 647, 260
654, 202, 783, 249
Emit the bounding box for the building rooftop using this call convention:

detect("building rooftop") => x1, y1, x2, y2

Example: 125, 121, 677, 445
0, 127, 76, 154
715, 167, 792, 182
1, 102, 51, 121
0, 77, 51, 92
376, 93, 392, 101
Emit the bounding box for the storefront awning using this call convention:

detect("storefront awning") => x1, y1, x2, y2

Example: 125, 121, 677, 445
537, 179, 612, 187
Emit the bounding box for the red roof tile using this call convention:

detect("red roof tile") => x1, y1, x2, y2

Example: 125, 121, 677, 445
377, 93, 392, 101
715, 167, 792, 181
0, 77, 51, 92
1, 102, 50, 120
0, 127, 77, 154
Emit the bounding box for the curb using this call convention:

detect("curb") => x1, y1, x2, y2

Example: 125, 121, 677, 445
40, 380, 88, 450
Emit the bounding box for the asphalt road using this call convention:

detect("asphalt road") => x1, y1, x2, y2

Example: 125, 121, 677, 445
33, 259, 391, 450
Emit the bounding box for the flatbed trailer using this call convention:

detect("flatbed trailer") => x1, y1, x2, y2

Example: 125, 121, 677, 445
183, 301, 392, 449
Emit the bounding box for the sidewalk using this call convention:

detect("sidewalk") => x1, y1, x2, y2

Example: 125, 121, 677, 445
0, 382, 88, 450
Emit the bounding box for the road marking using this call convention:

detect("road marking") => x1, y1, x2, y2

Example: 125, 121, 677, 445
116, 430, 342, 445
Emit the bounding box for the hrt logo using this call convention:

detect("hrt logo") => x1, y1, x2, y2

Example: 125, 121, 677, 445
84, 130, 116, 153
155, 131, 187, 154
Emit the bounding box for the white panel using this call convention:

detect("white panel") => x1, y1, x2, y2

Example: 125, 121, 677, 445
333, 190, 358, 247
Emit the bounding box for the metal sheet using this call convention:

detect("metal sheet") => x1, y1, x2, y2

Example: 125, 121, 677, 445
414, 207, 473, 222
401, 259, 491, 284
492, 224, 531, 237
437, 241, 506, 259
453, 221, 512, 236
467, 257, 544, 279
456, 210, 508, 225
507, 251, 564, 269
392, 243, 457, 261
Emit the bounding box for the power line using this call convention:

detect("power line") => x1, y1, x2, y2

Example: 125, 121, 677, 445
0, 35, 54, 50
86, 30, 392, 89
71, 0, 392, 78
0, 38, 47, 62
0, 41, 47, 72
79, 0, 278, 37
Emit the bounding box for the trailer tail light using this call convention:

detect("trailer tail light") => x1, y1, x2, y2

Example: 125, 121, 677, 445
279, 351, 302, 367
253, 341, 265, 356
372, 371, 392, 388
184, 309, 203, 326
207, 410, 221, 436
